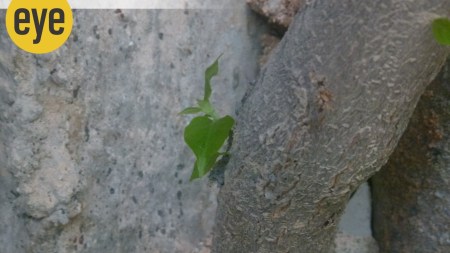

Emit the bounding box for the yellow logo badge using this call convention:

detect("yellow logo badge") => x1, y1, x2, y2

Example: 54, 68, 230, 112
6, 0, 73, 54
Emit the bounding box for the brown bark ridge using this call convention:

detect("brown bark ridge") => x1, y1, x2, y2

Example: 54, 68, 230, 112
372, 61, 450, 253
212, 0, 450, 252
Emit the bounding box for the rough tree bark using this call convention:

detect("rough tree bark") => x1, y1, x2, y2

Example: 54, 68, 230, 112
213, 0, 450, 252
372, 61, 450, 253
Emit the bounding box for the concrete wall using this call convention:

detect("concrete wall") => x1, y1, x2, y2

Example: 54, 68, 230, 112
0, 7, 263, 253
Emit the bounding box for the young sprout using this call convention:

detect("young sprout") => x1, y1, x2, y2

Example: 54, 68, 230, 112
180, 55, 235, 181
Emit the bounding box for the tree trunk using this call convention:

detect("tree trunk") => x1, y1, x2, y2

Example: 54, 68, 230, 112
372, 61, 450, 253
213, 0, 450, 252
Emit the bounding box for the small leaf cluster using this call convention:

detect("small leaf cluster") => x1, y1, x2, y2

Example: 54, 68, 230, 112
432, 18, 450, 45
180, 56, 235, 181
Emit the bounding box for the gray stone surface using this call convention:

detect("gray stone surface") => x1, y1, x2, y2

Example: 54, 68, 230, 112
339, 183, 372, 237
0, 7, 263, 253
336, 183, 379, 253
335, 232, 379, 253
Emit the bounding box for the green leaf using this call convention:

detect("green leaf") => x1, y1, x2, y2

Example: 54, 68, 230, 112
204, 54, 222, 101
184, 115, 234, 180
197, 100, 218, 119
189, 155, 218, 181
179, 107, 202, 115
432, 18, 450, 45
179, 54, 234, 181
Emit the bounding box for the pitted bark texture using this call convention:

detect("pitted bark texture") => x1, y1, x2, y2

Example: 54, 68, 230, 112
372, 62, 450, 253
213, 0, 450, 252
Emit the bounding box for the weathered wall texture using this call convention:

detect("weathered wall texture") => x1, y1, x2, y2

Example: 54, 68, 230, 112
0, 7, 264, 253
335, 183, 378, 253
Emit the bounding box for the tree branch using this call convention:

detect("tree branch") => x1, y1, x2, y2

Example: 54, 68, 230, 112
213, 0, 450, 252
